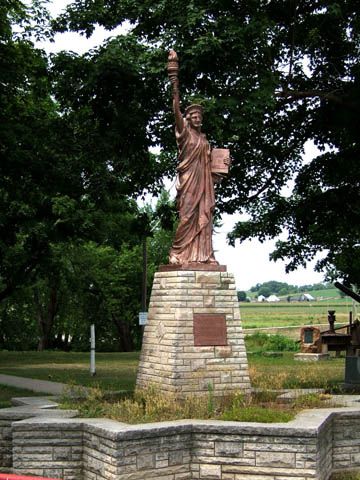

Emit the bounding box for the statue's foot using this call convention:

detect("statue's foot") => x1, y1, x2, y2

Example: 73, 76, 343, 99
208, 256, 219, 265
169, 254, 180, 265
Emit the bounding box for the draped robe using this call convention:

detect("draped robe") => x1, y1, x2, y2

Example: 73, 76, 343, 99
169, 121, 217, 264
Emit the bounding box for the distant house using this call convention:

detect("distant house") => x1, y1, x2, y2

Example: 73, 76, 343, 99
257, 295, 266, 302
288, 293, 316, 302
267, 294, 280, 302
302, 293, 315, 301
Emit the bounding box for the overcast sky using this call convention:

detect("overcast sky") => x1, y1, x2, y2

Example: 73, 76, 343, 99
37, 1, 326, 290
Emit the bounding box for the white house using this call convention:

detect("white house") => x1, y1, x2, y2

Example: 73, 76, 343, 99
267, 295, 280, 302
302, 293, 315, 301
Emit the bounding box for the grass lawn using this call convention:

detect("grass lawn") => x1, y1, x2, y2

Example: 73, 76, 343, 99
248, 351, 345, 390
0, 351, 139, 391
0, 349, 346, 393
0, 385, 46, 408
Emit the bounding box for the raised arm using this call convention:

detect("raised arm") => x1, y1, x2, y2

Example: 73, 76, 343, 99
167, 50, 184, 133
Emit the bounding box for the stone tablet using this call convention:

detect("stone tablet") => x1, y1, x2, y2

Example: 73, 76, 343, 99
193, 313, 227, 346
210, 148, 231, 175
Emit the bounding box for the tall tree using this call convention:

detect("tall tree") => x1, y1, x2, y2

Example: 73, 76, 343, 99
51, 36, 169, 200
54, 0, 360, 285
0, 2, 169, 304
0, 0, 57, 300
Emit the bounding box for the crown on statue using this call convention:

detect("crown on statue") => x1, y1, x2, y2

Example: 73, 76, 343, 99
185, 104, 204, 117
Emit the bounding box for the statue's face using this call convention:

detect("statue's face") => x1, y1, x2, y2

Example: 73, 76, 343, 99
189, 112, 202, 129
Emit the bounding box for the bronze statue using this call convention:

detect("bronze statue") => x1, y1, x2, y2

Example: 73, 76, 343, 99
167, 50, 230, 265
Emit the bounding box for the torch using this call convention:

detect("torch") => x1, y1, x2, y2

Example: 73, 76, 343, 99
167, 49, 179, 78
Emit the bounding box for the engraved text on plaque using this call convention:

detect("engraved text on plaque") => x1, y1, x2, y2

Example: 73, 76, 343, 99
193, 313, 227, 346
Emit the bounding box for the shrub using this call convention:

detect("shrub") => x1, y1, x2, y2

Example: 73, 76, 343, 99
245, 333, 299, 352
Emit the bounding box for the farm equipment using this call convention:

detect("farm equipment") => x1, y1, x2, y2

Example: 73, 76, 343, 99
320, 310, 353, 355
299, 282, 360, 387
333, 282, 360, 387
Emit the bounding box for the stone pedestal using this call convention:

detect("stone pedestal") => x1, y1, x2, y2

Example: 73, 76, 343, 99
136, 268, 251, 397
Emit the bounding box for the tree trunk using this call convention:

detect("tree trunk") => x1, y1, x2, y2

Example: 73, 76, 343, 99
63, 332, 71, 351
0, 324, 5, 348
112, 314, 134, 352
35, 286, 58, 351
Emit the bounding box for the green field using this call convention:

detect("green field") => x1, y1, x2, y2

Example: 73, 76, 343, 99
306, 288, 343, 299
240, 300, 354, 329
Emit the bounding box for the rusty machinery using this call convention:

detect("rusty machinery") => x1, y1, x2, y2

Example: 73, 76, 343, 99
299, 282, 360, 388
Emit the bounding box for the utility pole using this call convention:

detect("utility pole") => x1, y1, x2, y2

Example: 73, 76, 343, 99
90, 324, 96, 376
140, 236, 148, 338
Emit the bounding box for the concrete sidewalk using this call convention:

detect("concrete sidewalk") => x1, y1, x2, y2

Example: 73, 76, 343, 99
0, 374, 68, 395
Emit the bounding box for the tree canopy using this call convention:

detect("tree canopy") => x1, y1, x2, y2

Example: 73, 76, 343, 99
0, 1, 168, 300
54, 0, 360, 286
249, 280, 333, 297
0, 1, 174, 349
1, 0, 360, 350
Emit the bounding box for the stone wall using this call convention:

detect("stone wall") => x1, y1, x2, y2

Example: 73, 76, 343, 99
83, 421, 192, 480
12, 419, 83, 480
2, 401, 360, 480
333, 411, 360, 474
0, 403, 79, 479
191, 424, 324, 479
0, 418, 12, 469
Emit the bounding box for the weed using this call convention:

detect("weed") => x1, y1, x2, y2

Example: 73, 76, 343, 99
219, 392, 293, 423
62, 387, 106, 417
249, 365, 291, 390
221, 404, 294, 423
292, 393, 332, 409
248, 352, 344, 391
60, 385, 332, 425
331, 473, 360, 480
207, 382, 214, 416
106, 386, 214, 423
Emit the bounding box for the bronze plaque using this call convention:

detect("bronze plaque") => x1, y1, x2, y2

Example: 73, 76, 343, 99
193, 314, 227, 346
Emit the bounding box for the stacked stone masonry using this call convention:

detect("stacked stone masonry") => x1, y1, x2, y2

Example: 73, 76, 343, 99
333, 412, 360, 471
2, 403, 360, 479
12, 421, 82, 480
136, 270, 251, 396
0, 419, 12, 469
